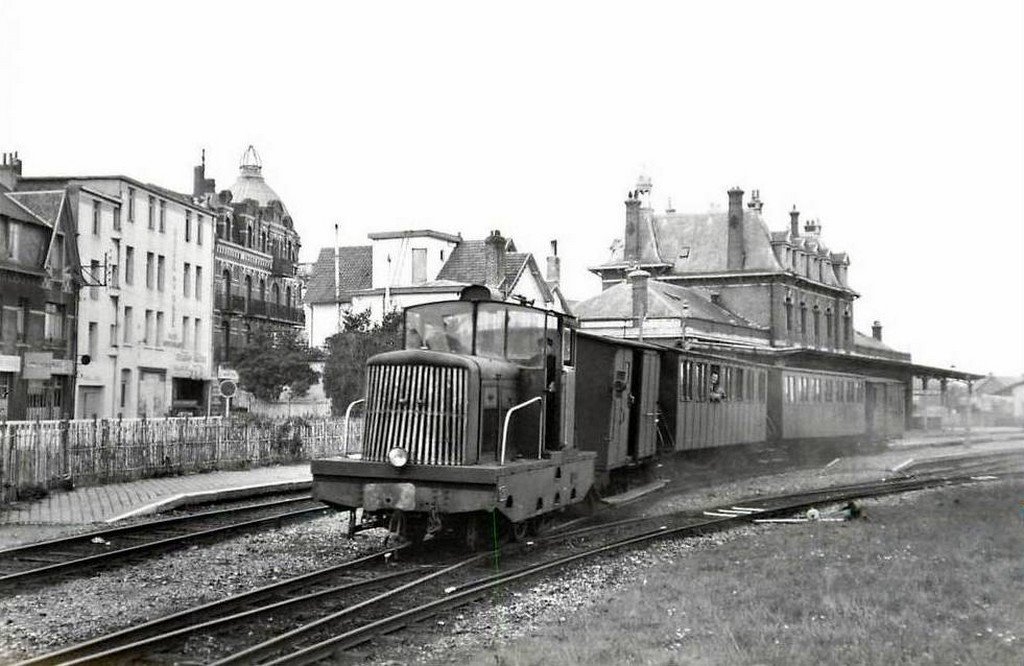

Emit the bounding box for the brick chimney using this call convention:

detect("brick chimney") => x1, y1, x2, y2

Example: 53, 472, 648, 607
624, 191, 642, 263
872, 320, 883, 341
484, 230, 507, 289
192, 149, 216, 199
726, 186, 745, 270
628, 268, 650, 336
546, 239, 560, 288
804, 218, 822, 237
789, 206, 800, 239
0, 151, 23, 190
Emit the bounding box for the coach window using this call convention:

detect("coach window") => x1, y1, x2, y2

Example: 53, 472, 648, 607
735, 368, 744, 401
758, 371, 766, 403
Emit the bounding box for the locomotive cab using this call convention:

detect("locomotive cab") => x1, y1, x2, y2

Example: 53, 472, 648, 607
311, 289, 595, 546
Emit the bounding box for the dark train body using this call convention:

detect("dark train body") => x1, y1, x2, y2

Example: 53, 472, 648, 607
311, 289, 905, 544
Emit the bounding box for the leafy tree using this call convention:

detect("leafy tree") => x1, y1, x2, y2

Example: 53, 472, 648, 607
233, 327, 320, 402
323, 308, 404, 413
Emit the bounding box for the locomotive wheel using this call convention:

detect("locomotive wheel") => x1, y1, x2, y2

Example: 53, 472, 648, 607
510, 520, 530, 542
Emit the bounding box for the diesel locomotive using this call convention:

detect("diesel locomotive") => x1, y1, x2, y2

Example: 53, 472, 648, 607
311, 287, 905, 547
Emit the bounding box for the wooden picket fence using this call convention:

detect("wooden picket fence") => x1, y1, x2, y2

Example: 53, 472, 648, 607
0, 415, 364, 503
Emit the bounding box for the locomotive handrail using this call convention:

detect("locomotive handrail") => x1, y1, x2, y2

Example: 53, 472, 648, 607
499, 396, 544, 465
343, 398, 365, 457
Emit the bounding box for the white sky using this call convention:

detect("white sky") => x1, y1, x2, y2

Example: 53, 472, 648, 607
2, 1, 1021, 376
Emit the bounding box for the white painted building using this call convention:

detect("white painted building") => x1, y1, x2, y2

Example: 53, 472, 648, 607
22, 175, 216, 418
305, 229, 569, 348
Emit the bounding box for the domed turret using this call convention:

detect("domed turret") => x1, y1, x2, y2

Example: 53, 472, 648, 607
229, 145, 289, 218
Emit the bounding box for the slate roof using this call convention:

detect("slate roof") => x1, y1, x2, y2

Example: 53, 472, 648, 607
574, 279, 765, 330
304, 246, 372, 304
852, 331, 900, 353
596, 209, 784, 274
5, 190, 65, 227
0, 192, 47, 225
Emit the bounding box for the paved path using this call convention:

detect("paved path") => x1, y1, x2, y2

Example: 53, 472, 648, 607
0, 464, 311, 526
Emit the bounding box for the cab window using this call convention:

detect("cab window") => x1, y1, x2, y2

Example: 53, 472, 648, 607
405, 302, 474, 353
476, 303, 507, 360
506, 309, 547, 367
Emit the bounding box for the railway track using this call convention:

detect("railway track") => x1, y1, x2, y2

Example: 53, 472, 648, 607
0, 495, 328, 589
20, 464, 1016, 666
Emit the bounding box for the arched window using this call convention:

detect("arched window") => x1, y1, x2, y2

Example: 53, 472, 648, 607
813, 306, 821, 346
800, 303, 807, 338
222, 320, 231, 362
843, 310, 852, 346
222, 269, 231, 301
272, 282, 280, 305
245, 322, 252, 344
286, 285, 292, 310
259, 278, 266, 303
784, 298, 793, 333
826, 308, 834, 343
247, 223, 254, 248
244, 275, 252, 312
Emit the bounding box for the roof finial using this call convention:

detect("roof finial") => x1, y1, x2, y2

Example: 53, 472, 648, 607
240, 145, 262, 174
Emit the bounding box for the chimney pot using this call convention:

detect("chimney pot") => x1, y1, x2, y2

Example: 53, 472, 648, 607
872, 320, 883, 341
546, 239, 561, 287
628, 269, 651, 333
790, 206, 800, 238
727, 187, 745, 269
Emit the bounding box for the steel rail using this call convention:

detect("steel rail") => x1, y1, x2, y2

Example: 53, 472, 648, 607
0, 502, 327, 587
210, 553, 487, 666
16, 546, 407, 666
264, 471, 1005, 666
0, 495, 312, 560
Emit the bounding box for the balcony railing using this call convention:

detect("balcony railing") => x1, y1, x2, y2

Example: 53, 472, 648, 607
271, 255, 296, 277
214, 292, 303, 324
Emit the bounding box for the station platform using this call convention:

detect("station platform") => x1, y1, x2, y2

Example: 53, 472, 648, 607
0, 464, 312, 526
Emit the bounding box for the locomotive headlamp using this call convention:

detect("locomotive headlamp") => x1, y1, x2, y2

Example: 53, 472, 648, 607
387, 447, 409, 468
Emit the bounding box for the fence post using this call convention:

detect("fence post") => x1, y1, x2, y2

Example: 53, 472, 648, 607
60, 417, 69, 483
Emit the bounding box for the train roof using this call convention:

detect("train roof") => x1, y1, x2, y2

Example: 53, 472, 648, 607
575, 330, 665, 351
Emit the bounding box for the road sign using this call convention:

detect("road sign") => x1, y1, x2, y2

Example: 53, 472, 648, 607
218, 366, 240, 381
219, 379, 237, 398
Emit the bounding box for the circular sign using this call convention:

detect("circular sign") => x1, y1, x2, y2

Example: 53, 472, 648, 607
219, 379, 237, 398
80, 354, 92, 366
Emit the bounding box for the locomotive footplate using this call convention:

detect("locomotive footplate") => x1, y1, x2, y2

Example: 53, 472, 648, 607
311, 450, 597, 523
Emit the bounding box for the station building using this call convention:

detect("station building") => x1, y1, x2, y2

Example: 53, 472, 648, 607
192, 147, 304, 367
18, 164, 216, 418
578, 177, 980, 429
304, 229, 568, 348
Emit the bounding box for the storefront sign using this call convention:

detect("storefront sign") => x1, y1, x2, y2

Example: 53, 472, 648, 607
22, 352, 54, 380
0, 355, 21, 373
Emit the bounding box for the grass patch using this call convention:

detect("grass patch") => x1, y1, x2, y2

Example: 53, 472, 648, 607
466, 480, 1024, 665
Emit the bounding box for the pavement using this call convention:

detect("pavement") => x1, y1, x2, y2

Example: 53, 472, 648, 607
0, 427, 1020, 529
0, 464, 311, 526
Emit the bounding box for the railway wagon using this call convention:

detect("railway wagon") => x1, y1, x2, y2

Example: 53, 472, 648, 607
312, 292, 597, 545
573, 332, 661, 484
865, 378, 906, 440
658, 350, 769, 451
776, 368, 867, 440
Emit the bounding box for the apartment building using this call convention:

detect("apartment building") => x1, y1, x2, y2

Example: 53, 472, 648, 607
20, 173, 216, 418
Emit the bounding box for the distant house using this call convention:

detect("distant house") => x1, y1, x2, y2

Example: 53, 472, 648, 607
304, 229, 567, 348
993, 378, 1024, 424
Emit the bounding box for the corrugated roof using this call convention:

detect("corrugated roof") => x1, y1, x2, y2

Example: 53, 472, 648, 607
305, 246, 372, 304
574, 279, 765, 329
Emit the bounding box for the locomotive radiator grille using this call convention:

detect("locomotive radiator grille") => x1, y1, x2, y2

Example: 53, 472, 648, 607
363, 364, 467, 465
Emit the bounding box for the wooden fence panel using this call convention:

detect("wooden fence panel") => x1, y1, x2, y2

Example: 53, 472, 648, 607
0, 415, 358, 503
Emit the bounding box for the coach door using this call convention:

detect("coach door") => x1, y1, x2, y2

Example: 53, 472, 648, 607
633, 350, 660, 460
608, 349, 632, 468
